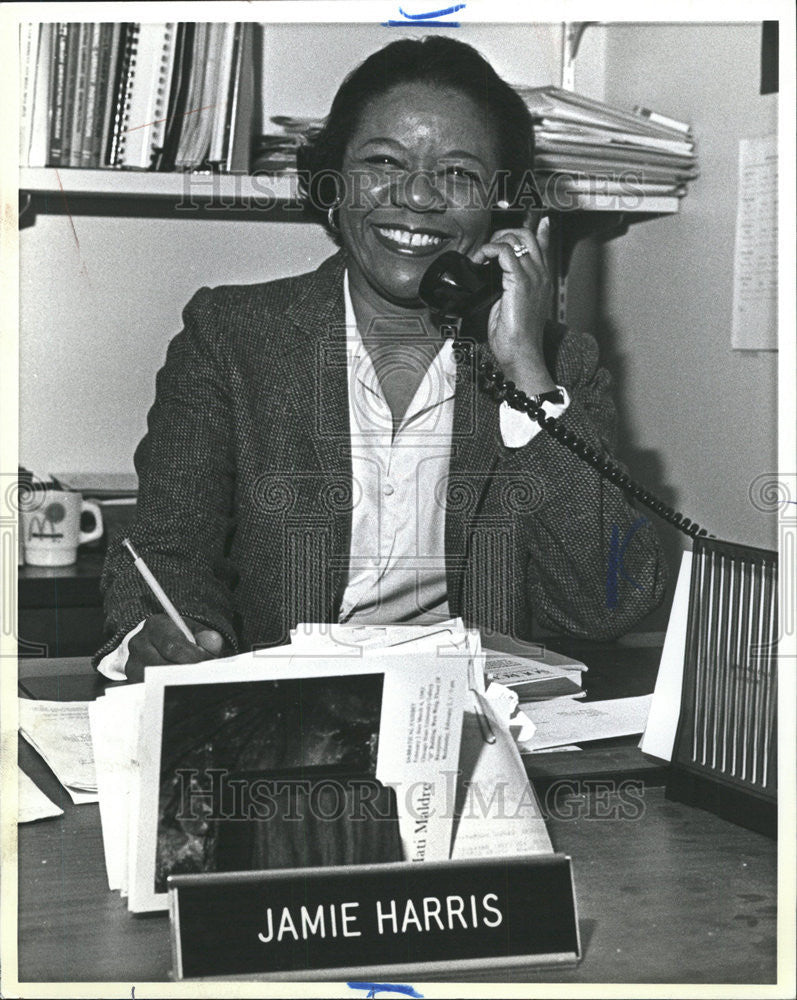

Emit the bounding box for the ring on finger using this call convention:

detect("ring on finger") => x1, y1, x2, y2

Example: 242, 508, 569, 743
512, 243, 531, 258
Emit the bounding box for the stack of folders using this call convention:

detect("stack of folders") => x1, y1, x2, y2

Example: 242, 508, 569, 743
515, 85, 699, 212
20, 22, 256, 172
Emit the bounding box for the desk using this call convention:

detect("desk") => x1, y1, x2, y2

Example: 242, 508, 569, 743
18, 551, 106, 658
15, 649, 777, 985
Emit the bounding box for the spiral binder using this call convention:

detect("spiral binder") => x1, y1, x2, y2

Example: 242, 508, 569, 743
148, 24, 177, 166
115, 23, 176, 169
110, 23, 139, 167
666, 537, 778, 837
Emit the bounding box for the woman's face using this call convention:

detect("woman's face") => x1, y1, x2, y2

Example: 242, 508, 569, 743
338, 82, 501, 310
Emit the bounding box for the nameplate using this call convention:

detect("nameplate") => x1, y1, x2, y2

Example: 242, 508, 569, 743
169, 854, 580, 980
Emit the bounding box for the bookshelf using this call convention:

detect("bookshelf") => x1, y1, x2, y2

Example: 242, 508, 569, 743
20, 167, 298, 200
18, 167, 304, 227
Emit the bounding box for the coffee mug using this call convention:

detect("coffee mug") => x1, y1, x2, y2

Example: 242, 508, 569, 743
21, 490, 103, 567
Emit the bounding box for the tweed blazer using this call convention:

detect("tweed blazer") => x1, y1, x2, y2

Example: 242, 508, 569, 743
95, 250, 667, 663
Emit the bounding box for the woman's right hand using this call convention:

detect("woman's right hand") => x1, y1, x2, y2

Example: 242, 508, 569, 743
126, 614, 228, 684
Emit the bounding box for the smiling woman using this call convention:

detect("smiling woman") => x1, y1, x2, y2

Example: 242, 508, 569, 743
95, 35, 668, 681
340, 84, 499, 302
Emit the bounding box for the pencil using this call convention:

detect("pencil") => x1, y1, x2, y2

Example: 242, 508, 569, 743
471, 688, 497, 745
467, 652, 496, 745
122, 538, 197, 645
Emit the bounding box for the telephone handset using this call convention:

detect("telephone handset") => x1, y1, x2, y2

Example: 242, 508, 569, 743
419, 250, 708, 540
418, 251, 502, 344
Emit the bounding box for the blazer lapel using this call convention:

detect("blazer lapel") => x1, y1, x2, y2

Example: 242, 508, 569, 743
270, 251, 353, 614
276, 250, 351, 474
445, 348, 504, 616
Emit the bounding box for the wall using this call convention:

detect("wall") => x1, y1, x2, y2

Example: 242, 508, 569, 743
593, 23, 778, 629
21, 21, 600, 475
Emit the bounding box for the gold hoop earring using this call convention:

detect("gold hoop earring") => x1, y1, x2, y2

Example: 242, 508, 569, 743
327, 205, 339, 231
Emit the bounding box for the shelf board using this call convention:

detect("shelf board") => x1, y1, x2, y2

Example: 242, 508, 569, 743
20, 167, 679, 215
19, 167, 298, 202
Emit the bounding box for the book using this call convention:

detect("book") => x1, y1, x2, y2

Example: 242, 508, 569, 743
543, 190, 680, 213
120, 22, 177, 169
26, 24, 51, 166
47, 23, 70, 165
514, 85, 699, 205
19, 23, 38, 163
548, 177, 684, 196
173, 22, 209, 168
535, 157, 698, 184
108, 23, 137, 167
68, 23, 92, 167
535, 137, 696, 170
225, 22, 256, 173
58, 23, 81, 166
155, 22, 195, 172
187, 22, 226, 167
209, 22, 237, 164
78, 23, 104, 167
98, 23, 121, 166
28, 20, 256, 176
484, 649, 585, 701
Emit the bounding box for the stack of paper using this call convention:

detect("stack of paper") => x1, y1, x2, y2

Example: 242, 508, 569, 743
515, 85, 698, 211
252, 114, 324, 174
18, 699, 98, 804
88, 685, 145, 894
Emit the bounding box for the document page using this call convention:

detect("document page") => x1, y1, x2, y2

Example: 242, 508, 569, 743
18, 768, 63, 823
484, 650, 584, 699
18, 698, 98, 802
518, 695, 653, 753
640, 550, 692, 761
89, 685, 145, 890
451, 690, 552, 860
731, 135, 778, 350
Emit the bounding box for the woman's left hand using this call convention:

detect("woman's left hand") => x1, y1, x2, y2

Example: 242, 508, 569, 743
470, 218, 557, 396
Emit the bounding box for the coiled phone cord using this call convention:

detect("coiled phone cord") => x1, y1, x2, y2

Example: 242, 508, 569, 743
451, 336, 709, 540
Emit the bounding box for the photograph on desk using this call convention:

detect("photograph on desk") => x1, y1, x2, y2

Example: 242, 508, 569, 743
122, 646, 472, 912
153, 672, 387, 892
6, 4, 794, 994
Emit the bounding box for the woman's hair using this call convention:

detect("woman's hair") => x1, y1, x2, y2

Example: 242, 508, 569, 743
296, 35, 537, 237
